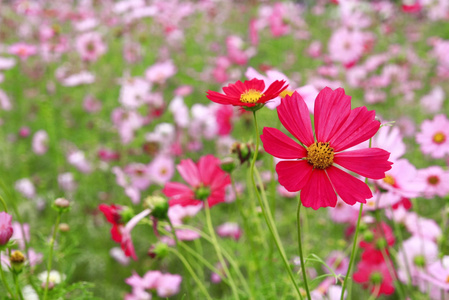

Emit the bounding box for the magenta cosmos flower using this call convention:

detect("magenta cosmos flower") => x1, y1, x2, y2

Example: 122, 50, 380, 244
163, 155, 231, 207
261, 88, 392, 210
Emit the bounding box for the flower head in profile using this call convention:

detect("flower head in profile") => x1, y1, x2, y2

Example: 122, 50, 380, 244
206, 78, 288, 110
162, 155, 231, 208
261, 88, 392, 210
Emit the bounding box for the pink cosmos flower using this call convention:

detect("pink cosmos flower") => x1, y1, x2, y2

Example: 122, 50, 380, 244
261, 88, 392, 209
416, 114, 449, 159
397, 236, 439, 284
9, 43, 37, 61
163, 155, 231, 208
0, 89, 12, 111
124, 163, 152, 191
32, 130, 49, 155
404, 213, 442, 242
328, 28, 365, 68
0, 212, 13, 246
416, 166, 449, 199
149, 155, 174, 186
216, 222, 241, 240
420, 86, 445, 114
353, 260, 395, 296
145, 60, 176, 85
15, 178, 36, 199
75, 32, 107, 62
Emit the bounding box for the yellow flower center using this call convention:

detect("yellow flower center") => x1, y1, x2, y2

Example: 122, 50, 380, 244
383, 174, 395, 186
446, 275, 449, 283
433, 132, 446, 144
240, 89, 263, 104
307, 142, 334, 169
279, 89, 294, 98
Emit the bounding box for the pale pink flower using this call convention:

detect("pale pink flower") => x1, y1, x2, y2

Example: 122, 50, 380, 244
58, 173, 77, 192
83, 95, 102, 113
75, 32, 107, 62
0, 57, 16, 70
189, 104, 217, 140
9, 43, 37, 60
149, 155, 174, 186
123, 42, 142, 64
328, 199, 359, 224
404, 213, 442, 242
376, 159, 425, 198
226, 35, 249, 65
167, 204, 202, 241
325, 251, 349, 276
420, 86, 445, 114
216, 222, 241, 240
32, 130, 49, 155
418, 256, 449, 292
156, 274, 182, 297
360, 190, 401, 211
416, 114, 449, 158
11, 222, 30, 250
112, 166, 141, 204
27, 248, 43, 267
111, 108, 144, 144
174, 85, 193, 97
277, 184, 298, 198
397, 236, 439, 284
109, 247, 130, 266
67, 150, 92, 174
60, 71, 95, 87
145, 123, 175, 152
15, 178, 36, 199
145, 60, 176, 84
0, 89, 12, 111
328, 28, 365, 67
307, 41, 322, 58
168, 96, 189, 128
119, 77, 151, 109
416, 166, 449, 199
124, 163, 152, 191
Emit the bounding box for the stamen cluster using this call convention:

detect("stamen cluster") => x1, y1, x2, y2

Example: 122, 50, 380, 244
306, 142, 334, 169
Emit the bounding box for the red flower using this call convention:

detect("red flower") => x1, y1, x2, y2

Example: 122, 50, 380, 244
99, 204, 137, 260
261, 88, 392, 210
206, 78, 288, 108
162, 155, 231, 208
360, 222, 395, 264
353, 260, 395, 296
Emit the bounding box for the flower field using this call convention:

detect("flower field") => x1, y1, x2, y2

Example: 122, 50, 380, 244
0, 0, 449, 299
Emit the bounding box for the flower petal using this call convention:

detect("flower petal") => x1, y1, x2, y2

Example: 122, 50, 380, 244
334, 148, 393, 180
163, 182, 193, 198
198, 155, 221, 186
259, 80, 288, 103
300, 169, 337, 210
314, 87, 351, 143
277, 92, 315, 146
177, 159, 200, 187
261, 127, 307, 159
276, 160, 314, 192
326, 166, 371, 205
329, 106, 380, 152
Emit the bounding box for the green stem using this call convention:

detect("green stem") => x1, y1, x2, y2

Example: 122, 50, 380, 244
204, 200, 240, 300
0, 194, 8, 212
13, 272, 24, 300
43, 212, 62, 300
251, 111, 303, 299
296, 201, 311, 300
168, 248, 213, 300
340, 203, 363, 300
0, 253, 14, 297
170, 223, 251, 295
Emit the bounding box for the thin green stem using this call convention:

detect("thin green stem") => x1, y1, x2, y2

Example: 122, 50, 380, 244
204, 200, 240, 300
43, 212, 62, 300
340, 203, 363, 300
168, 248, 213, 300
13, 272, 24, 300
169, 223, 251, 295
0, 253, 14, 297
251, 111, 303, 299
0, 194, 8, 212
296, 201, 311, 300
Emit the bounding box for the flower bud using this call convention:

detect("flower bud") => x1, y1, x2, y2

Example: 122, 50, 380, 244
10, 250, 25, 273
148, 242, 169, 259
52, 198, 71, 213
58, 223, 70, 232
221, 157, 236, 174
0, 212, 14, 247
144, 196, 169, 220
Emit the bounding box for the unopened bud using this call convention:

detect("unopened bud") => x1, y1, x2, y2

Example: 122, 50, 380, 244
59, 223, 70, 232
148, 242, 169, 259
144, 196, 169, 220
52, 198, 71, 213
10, 250, 25, 273
221, 157, 236, 174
